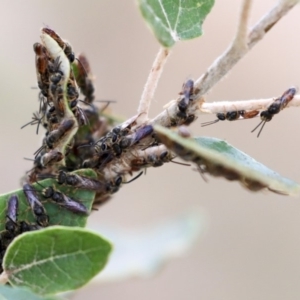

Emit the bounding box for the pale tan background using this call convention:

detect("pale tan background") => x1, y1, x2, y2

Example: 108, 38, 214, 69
1, 1, 300, 299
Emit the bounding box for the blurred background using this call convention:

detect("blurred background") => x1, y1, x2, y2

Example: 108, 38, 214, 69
1, 1, 300, 299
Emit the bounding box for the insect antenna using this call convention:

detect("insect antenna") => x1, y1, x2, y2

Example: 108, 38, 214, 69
38, 93, 48, 114
23, 157, 35, 161
35, 181, 47, 190
98, 152, 114, 170
21, 112, 44, 134
33, 145, 46, 157
96, 100, 116, 112
76, 143, 93, 149
170, 160, 191, 166
77, 106, 90, 126
95, 100, 117, 103
251, 120, 266, 138
78, 99, 93, 107
201, 119, 219, 127
256, 121, 267, 138
195, 165, 209, 182
123, 171, 144, 184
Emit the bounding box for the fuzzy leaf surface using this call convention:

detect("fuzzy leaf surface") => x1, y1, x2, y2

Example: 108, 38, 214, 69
138, 0, 215, 47
3, 226, 112, 295
154, 126, 300, 195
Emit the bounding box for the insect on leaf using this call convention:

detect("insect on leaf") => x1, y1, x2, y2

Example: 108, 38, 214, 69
3, 226, 112, 295
138, 0, 215, 47
0, 169, 97, 230
154, 125, 300, 196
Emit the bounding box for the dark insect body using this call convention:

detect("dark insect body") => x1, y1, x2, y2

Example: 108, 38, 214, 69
46, 118, 75, 149
42, 27, 75, 63
174, 80, 198, 126
42, 186, 89, 215
5, 195, 19, 237
75, 53, 95, 104
0, 195, 42, 272
33, 43, 50, 98
119, 125, 154, 150
201, 110, 259, 127
178, 79, 194, 113
56, 171, 106, 192
23, 183, 49, 227
131, 145, 174, 171
251, 87, 297, 137
34, 150, 64, 169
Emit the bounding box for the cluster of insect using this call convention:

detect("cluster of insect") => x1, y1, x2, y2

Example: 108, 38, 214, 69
202, 87, 297, 137
1, 28, 202, 269
1, 26, 297, 272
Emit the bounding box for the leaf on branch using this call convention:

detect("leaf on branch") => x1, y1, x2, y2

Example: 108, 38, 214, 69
0, 169, 97, 229
138, 0, 215, 47
3, 226, 112, 295
154, 126, 300, 196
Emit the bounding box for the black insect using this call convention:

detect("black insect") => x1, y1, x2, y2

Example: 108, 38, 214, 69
67, 84, 80, 103
251, 87, 297, 137
18, 221, 41, 233
33, 42, 50, 98
46, 118, 75, 149
23, 183, 49, 227
91, 121, 137, 168
131, 149, 171, 170
75, 53, 95, 104
119, 124, 154, 149
43, 105, 59, 131
178, 79, 194, 113
5, 195, 41, 235
5, 195, 19, 237
201, 110, 259, 127
42, 27, 76, 63
49, 72, 65, 119
105, 172, 143, 195
57, 171, 106, 192
0, 195, 20, 268
34, 149, 64, 169
42, 186, 89, 215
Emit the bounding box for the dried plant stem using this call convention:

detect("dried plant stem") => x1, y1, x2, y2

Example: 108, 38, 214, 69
194, 0, 299, 98
201, 94, 300, 114
137, 47, 171, 123
234, 0, 252, 49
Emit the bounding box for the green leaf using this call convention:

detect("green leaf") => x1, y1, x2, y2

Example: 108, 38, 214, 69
154, 125, 300, 196
0, 285, 61, 300
138, 0, 215, 47
0, 169, 97, 230
3, 226, 112, 295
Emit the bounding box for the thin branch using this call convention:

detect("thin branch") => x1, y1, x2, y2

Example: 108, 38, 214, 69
194, 0, 298, 98
248, 0, 300, 49
201, 94, 300, 114
97, 0, 300, 185
234, 0, 252, 49
137, 47, 171, 123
